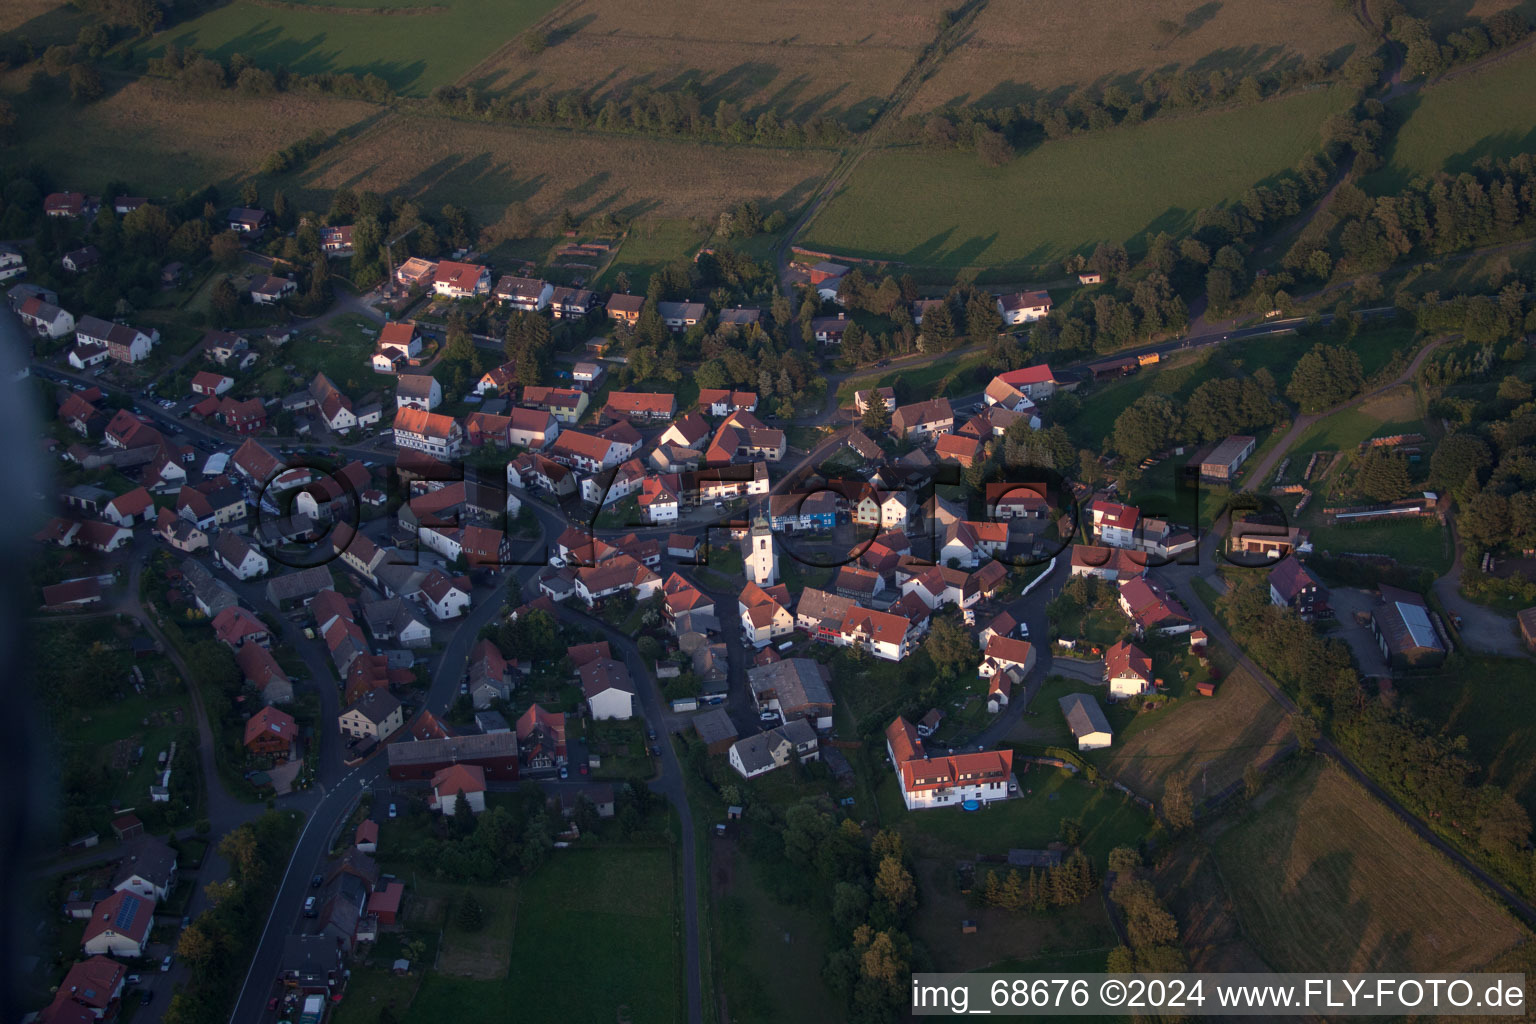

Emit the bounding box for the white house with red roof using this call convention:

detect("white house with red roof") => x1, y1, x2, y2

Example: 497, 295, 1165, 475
430, 764, 487, 814
885, 716, 1014, 810
433, 261, 491, 298
1104, 639, 1154, 698
102, 487, 154, 527
81, 890, 155, 957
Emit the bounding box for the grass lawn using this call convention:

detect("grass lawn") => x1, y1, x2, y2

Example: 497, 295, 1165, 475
874, 770, 1152, 873
1399, 655, 1536, 816
1209, 759, 1527, 972
1304, 516, 1452, 573
835, 352, 990, 404
1365, 47, 1536, 194
802, 86, 1352, 270
594, 219, 711, 292
714, 845, 843, 1024
137, 0, 562, 97
399, 845, 679, 1024
582, 717, 653, 779
289, 314, 387, 395
1287, 385, 1425, 464
910, 855, 1120, 973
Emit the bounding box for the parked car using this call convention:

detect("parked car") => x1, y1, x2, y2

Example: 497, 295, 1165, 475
558, 766, 568, 779
310, 874, 323, 888
126, 975, 141, 985
646, 727, 656, 741
303, 896, 317, 918
160, 955, 172, 972
141, 991, 153, 1005
388, 802, 397, 818
268, 998, 281, 1012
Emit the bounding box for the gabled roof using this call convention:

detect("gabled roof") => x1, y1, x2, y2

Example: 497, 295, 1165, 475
82, 890, 154, 946
1105, 640, 1153, 682
996, 363, 1055, 386
984, 635, 1033, 667
244, 705, 298, 746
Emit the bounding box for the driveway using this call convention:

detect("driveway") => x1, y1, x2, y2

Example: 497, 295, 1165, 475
1326, 588, 1390, 674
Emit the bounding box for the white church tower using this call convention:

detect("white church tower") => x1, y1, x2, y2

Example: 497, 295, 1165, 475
747, 513, 778, 587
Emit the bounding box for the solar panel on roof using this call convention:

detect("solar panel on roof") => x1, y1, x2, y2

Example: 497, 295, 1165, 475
1396, 601, 1439, 649
114, 894, 141, 930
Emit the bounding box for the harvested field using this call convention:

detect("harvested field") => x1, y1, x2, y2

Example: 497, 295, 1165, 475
468, 0, 952, 129
1367, 46, 1536, 193
1209, 760, 1527, 972
295, 111, 834, 224
1105, 665, 1295, 804
801, 86, 1352, 270
0, 75, 377, 196
140, 0, 561, 96
912, 0, 1366, 113
0, 0, 76, 37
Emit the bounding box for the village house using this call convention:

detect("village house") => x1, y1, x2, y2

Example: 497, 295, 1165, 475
656, 300, 706, 332
1268, 557, 1331, 621
606, 293, 645, 325
837, 605, 914, 661
81, 891, 155, 958
521, 386, 589, 423
372, 321, 422, 372
550, 286, 595, 318
997, 289, 1052, 324
395, 373, 442, 411
249, 275, 297, 305
728, 720, 819, 779
658, 412, 711, 450
430, 764, 487, 815
507, 406, 559, 449
604, 391, 677, 422
580, 655, 635, 720
75, 315, 158, 364
62, 245, 102, 274
394, 257, 437, 289
18, 295, 75, 338
393, 407, 465, 459
853, 386, 896, 415
339, 690, 405, 743
213, 530, 269, 579
885, 716, 1013, 810
433, 261, 491, 299
698, 390, 758, 417
494, 275, 552, 311
320, 225, 353, 255
891, 397, 954, 440
516, 704, 566, 768
809, 313, 847, 344
244, 705, 298, 757
45, 191, 100, 218
749, 658, 834, 730
739, 581, 794, 646
227, 206, 268, 234
1068, 544, 1149, 581
1104, 640, 1154, 698
985, 364, 1057, 403
1116, 576, 1192, 636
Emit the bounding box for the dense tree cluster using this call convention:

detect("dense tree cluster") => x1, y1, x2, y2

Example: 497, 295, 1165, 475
1104, 850, 1188, 975
1381, 3, 1533, 80
976, 852, 1096, 910
1314, 157, 1536, 276
145, 46, 396, 103
1286, 342, 1365, 411
163, 812, 301, 1024
902, 47, 1377, 163
430, 81, 853, 149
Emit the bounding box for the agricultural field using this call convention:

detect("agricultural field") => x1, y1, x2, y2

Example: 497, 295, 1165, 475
0, 74, 377, 199
292, 111, 834, 226
1366, 46, 1536, 193
1204, 760, 1527, 972
138, 0, 563, 97
468, 0, 955, 130
911, 0, 1366, 113
801, 85, 1351, 271
0, 0, 85, 43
